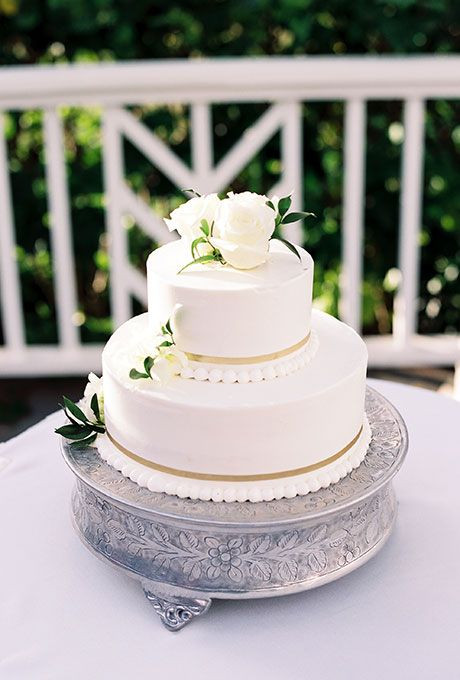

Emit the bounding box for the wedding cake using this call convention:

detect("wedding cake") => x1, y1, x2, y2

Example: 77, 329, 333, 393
57, 191, 370, 503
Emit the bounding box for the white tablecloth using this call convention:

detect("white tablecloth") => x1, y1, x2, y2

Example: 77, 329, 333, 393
1, 379, 459, 679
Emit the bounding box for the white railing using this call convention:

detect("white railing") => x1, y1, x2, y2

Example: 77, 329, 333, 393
0, 56, 460, 376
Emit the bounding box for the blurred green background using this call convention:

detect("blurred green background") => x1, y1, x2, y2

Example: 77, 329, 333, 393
0, 0, 459, 349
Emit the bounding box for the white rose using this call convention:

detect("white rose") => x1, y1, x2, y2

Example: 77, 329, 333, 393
210, 191, 276, 269
81, 372, 104, 421
164, 193, 220, 246
151, 346, 188, 384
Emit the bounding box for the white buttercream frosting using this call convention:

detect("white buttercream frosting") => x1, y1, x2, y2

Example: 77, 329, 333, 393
97, 415, 371, 503
147, 239, 313, 358
102, 310, 369, 501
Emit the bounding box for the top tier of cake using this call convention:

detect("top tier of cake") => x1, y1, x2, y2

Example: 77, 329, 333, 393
147, 239, 314, 360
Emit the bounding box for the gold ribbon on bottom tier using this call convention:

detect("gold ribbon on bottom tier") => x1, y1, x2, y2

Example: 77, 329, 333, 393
105, 425, 364, 482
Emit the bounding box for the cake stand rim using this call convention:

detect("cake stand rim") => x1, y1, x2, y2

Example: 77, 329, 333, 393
61, 384, 408, 527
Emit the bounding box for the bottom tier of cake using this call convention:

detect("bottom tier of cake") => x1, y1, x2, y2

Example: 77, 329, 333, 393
100, 310, 370, 502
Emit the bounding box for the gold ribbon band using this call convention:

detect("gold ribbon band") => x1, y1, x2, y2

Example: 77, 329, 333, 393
185, 332, 311, 365
106, 425, 363, 483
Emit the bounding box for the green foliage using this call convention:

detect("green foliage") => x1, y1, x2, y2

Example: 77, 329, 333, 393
55, 393, 105, 447
1, 1, 459, 342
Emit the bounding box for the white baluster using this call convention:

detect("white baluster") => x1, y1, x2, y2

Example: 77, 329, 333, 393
0, 112, 25, 350
103, 108, 131, 328
341, 98, 366, 332
279, 101, 302, 244
394, 98, 425, 345
43, 108, 79, 348
191, 103, 212, 192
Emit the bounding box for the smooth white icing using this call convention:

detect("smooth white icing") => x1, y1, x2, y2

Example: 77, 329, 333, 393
97, 415, 371, 503
147, 239, 313, 357
102, 310, 368, 487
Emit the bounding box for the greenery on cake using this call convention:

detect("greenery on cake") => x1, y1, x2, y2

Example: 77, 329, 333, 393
129, 317, 188, 382
55, 373, 105, 447
164, 190, 314, 273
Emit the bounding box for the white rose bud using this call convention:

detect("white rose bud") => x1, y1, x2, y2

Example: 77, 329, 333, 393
81, 372, 104, 421
210, 191, 276, 269
151, 346, 188, 384
164, 193, 220, 249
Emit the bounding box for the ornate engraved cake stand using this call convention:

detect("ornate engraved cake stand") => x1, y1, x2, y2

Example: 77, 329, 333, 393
62, 386, 408, 631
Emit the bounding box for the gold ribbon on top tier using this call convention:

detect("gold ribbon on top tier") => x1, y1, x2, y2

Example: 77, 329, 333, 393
184, 332, 311, 365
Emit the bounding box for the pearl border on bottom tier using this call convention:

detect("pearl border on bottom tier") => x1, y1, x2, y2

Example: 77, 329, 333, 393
96, 414, 371, 503
179, 330, 319, 384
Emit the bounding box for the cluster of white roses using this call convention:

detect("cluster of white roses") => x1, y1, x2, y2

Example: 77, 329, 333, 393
165, 191, 280, 270
129, 319, 188, 384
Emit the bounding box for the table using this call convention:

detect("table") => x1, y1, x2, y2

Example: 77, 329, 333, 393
1, 379, 459, 680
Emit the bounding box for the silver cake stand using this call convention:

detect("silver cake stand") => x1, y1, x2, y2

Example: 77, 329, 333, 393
61, 386, 408, 631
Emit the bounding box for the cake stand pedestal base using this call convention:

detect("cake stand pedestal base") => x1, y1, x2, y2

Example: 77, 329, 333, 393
62, 386, 407, 631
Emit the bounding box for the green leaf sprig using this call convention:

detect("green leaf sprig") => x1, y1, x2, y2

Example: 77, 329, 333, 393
266, 194, 315, 262
177, 218, 225, 274
55, 394, 105, 448
129, 317, 177, 380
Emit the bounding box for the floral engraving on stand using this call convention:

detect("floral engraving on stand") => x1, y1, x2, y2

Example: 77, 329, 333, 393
73, 481, 394, 590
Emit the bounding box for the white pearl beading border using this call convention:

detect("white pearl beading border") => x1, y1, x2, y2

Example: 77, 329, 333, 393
96, 415, 371, 504
179, 330, 319, 384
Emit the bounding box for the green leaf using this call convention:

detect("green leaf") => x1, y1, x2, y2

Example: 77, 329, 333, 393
62, 396, 89, 425
55, 424, 93, 440
278, 195, 292, 217
159, 340, 173, 347
90, 393, 100, 421
282, 211, 316, 224
129, 368, 149, 380
70, 433, 97, 449
165, 318, 172, 334
143, 355, 155, 376
191, 236, 207, 258
266, 199, 276, 211
177, 254, 220, 274
200, 219, 210, 236
182, 188, 201, 197
58, 404, 82, 427
55, 423, 87, 437
90, 424, 106, 434
272, 237, 302, 262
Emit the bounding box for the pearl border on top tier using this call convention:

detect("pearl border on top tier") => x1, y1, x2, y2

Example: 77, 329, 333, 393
96, 415, 371, 503
180, 329, 319, 384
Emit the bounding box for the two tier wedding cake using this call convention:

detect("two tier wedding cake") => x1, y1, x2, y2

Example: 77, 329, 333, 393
56, 191, 371, 502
